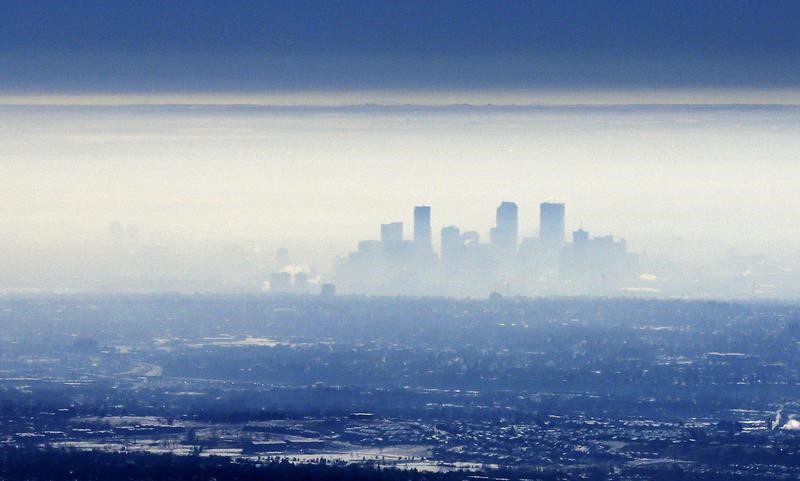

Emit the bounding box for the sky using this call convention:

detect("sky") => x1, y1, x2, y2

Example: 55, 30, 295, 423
1, 1, 799, 292
1, 0, 799, 92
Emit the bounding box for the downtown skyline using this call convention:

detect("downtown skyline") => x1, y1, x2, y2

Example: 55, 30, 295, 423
3, 3, 800, 480
0, 0, 797, 298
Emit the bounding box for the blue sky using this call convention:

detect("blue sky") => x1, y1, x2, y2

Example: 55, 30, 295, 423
2, 0, 798, 92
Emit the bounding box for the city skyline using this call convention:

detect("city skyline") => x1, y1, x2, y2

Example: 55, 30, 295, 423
0, 1, 797, 299
266, 200, 772, 299
3, 2, 800, 479
332, 200, 638, 297
2, 103, 797, 259
0, 189, 795, 299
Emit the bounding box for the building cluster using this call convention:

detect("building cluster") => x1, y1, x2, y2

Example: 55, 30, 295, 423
268, 248, 336, 297
333, 202, 638, 296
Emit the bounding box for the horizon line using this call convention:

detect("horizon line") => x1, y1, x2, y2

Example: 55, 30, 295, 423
3, 87, 800, 108
3, 102, 800, 112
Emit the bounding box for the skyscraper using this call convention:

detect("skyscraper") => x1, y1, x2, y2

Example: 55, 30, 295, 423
572, 228, 589, 246
440, 225, 463, 265
293, 271, 310, 293
461, 231, 480, 245
380, 222, 403, 244
539, 202, 565, 247
413, 206, 432, 253
491, 201, 518, 257
320, 283, 336, 298
269, 272, 292, 293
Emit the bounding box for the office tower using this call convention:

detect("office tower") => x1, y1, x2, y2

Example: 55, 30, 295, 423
540, 202, 565, 247
269, 272, 291, 292
293, 271, 310, 293
461, 230, 480, 245
440, 225, 463, 264
491, 201, 518, 256
320, 283, 336, 297
413, 205, 433, 253
380, 222, 403, 244
358, 240, 381, 255
572, 228, 589, 246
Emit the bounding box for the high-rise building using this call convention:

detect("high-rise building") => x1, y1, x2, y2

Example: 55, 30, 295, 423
293, 271, 310, 293
269, 272, 291, 293
540, 202, 565, 247
491, 201, 518, 256
358, 240, 381, 255
461, 231, 480, 245
440, 225, 463, 264
413, 206, 432, 253
320, 283, 336, 298
572, 228, 589, 246
380, 222, 403, 244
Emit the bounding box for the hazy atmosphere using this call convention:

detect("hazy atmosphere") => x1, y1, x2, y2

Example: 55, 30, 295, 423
6, 3, 800, 481
1, 0, 799, 295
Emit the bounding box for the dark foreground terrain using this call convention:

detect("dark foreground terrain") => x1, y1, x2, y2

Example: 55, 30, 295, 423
0, 446, 788, 481
2, 294, 800, 480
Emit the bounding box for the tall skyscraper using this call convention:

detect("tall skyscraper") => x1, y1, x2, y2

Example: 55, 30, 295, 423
413, 206, 432, 253
540, 202, 565, 247
380, 222, 403, 244
491, 201, 518, 257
